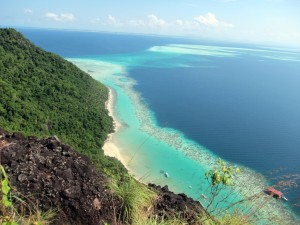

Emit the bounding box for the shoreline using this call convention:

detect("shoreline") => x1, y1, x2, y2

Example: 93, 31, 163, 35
103, 87, 130, 170
72, 59, 300, 224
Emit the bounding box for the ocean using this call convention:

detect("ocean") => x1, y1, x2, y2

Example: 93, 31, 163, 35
20, 28, 300, 224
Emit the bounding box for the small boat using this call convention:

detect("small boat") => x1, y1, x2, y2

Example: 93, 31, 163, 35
201, 194, 207, 199
164, 172, 169, 178
265, 187, 288, 201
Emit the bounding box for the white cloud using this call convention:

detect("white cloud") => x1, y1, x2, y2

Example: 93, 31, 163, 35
194, 13, 218, 25
128, 19, 146, 27
24, 9, 33, 15
175, 19, 196, 27
45, 13, 59, 21
127, 14, 167, 28
107, 15, 121, 26
194, 12, 233, 27
147, 14, 167, 27
93, 13, 232, 35
100, 15, 122, 26
61, 13, 75, 21
91, 15, 122, 26
45, 12, 75, 22
176, 19, 184, 26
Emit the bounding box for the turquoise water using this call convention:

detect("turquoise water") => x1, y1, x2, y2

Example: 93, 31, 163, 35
20, 28, 300, 224
69, 43, 300, 224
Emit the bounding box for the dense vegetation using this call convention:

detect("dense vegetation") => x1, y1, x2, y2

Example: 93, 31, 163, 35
1, 28, 296, 225
1, 28, 260, 225
0, 28, 125, 174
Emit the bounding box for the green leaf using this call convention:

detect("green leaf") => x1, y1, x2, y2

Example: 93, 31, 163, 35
3, 222, 19, 225
3, 195, 12, 207
0, 165, 8, 179
2, 179, 11, 195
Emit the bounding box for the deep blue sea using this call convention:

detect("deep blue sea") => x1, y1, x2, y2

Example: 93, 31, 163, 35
19, 28, 300, 219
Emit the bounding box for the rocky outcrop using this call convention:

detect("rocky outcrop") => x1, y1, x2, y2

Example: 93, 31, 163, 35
0, 129, 122, 225
149, 184, 205, 224
0, 128, 205, 224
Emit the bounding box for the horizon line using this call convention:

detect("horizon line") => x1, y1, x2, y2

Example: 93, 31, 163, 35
1, 24, 300, 49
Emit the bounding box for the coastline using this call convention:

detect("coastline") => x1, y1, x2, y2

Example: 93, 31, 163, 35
72, 59, 300, 224
103, 87, 130, 169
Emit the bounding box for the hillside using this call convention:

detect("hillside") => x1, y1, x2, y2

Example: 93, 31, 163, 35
0, 128, 204, 224
0, 28, 127, 175
0, 128, 121, 224
0, 28, 111, 152
0, 29, 206, 224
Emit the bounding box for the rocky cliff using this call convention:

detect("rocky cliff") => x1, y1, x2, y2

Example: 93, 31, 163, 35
0, 128, 205, 224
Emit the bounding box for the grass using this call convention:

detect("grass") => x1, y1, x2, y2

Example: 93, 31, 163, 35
0, 193, 56, 225
0, 165, 56, 225
199, 210, 253, 225
218, 212, 252, 225
135, 215, 189, 225
110, 175, 157, 223
16, 207, 56, 225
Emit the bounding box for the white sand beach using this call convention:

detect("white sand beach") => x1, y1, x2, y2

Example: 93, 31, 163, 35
103, 88, 130, 169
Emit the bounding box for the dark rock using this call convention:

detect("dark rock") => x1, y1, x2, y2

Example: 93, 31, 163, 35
1, 127, 206, 225
148, 183, 205, 224
25, 143, 31, 148
46, 142, 59, 150
162, 185, 169, 192
18, 174, 27, 182
1, 128, 122, 225
12, 132, 24, 139
61, 186, 81, 199
28, 136, 38, 141
55, 168, 73, 181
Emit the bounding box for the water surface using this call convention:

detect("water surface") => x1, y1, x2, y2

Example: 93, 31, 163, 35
21, 28, 300, 223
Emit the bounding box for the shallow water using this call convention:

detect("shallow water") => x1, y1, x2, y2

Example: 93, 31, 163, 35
70, 55, 299, 224
19, 28, 300, 223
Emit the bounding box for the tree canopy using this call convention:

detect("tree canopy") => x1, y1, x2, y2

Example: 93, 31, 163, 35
0, 28, 124, 174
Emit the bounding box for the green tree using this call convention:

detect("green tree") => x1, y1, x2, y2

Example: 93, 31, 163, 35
0, 28, 126, 176
204, 159, 240, 213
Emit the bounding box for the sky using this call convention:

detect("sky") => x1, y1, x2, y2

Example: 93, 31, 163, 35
1, 0, 300, 46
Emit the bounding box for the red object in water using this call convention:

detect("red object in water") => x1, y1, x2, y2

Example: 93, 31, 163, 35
265, 187, 283, 198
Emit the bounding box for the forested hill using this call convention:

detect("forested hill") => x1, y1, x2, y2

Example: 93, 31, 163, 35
0, 28, 208, 225
0, 28, 113, 155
